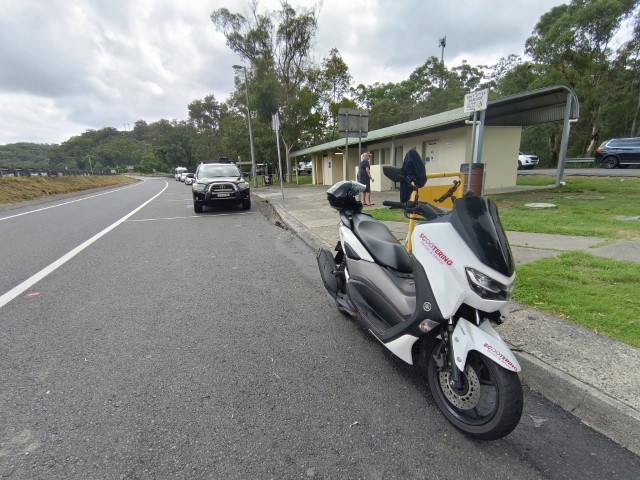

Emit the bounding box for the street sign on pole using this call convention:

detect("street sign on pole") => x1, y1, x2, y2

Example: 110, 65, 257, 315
337, 108, 369, 181
338, 108, 368, 139
464, 88, 489, 115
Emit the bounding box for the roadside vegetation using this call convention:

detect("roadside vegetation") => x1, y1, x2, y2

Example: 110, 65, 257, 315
492, 176, 640, 239
371, 176, 640, 239
0, 175, 136, 205
0, 172, 311, 207
254, 173, 314, 186
369, 175, 640, 347
516, 251, 639, 348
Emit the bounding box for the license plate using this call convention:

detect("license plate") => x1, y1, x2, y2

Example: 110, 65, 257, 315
216, 193, 231, 197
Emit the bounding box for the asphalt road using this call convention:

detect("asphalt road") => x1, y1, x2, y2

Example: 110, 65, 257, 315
1, 178, 639, 479
0, 181, 160, 297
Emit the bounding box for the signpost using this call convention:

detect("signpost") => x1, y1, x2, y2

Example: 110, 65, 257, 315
272, 112, 285, 206
464, 88, 489, 193
464, 88, 489, 115
338, 108, 369, 181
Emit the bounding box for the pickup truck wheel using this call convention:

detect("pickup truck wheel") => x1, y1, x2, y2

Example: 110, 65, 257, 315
242, 198, 251, 210
194, 202, 203, 213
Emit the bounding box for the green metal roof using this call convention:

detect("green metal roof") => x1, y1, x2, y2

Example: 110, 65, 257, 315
291, 85, 579, 158
485, 84, 579, 126
292, 107, 468, 157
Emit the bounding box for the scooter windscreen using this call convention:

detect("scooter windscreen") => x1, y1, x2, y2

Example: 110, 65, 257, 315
449, 195, 515, 277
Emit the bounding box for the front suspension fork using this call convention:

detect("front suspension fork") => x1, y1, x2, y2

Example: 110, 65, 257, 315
447, 319, 463, 389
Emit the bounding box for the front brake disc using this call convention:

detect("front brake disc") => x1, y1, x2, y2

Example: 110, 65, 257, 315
439, 364, 481, 410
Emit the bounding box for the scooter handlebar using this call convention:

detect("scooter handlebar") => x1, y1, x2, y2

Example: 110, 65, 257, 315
384, 198, 446, 221
382, 200, 405, 209
434, 180, 461, 204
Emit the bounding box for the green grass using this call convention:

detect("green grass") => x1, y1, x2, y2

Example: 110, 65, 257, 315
369, 176, 640, 239
491, 176, 640, 239
252, 174, 314, 186
368, 175, 640, 347
0, 175, 136, 205
514, 252, 640, 348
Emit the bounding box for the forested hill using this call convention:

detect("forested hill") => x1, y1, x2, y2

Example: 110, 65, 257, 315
0, 143, 56, 168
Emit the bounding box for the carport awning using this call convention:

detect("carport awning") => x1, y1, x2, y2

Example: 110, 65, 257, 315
291, 84, 579, 158
484, 85, 579, 126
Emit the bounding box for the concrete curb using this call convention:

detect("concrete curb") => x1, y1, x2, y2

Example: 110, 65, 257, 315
513, 349, 640, 455
266, 198, 330, 252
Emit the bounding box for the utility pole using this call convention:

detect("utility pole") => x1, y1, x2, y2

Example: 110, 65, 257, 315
272, 112, 285, 206
233, 65, 257, 188
439, 36, 447, 88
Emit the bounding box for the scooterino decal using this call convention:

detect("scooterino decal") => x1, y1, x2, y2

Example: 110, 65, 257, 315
483, 342, 517, 371
418, 233, 453, 266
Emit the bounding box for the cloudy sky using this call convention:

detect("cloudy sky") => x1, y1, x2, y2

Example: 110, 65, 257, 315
0, 0, 570, 145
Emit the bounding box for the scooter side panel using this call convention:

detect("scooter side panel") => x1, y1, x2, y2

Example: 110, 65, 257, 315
411, 223, 515, 318
346, 259, 416, 318
372, 333, 419, 365
411, 223, 468, 318
339, 226, 374, 262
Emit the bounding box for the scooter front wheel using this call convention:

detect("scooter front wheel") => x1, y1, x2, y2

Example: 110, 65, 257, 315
427, 344, 523, 440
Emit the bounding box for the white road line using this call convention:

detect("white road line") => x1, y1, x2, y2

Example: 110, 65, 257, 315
128, 212, 257, 222
0, 181, 168, 310
0, 181, 143, 222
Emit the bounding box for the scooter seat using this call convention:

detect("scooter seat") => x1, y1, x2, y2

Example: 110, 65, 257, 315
351, 214, 413, 273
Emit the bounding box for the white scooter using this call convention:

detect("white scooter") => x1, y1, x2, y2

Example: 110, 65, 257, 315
316, 156, 523, 439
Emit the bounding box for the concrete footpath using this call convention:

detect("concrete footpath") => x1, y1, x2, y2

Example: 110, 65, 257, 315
253, 183, 640, 456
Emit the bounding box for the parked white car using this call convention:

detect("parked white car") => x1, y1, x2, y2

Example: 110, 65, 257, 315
174, 167, 187, 180
184, 173, 195, 185
518, 152, 539, 170
297, 161, 312, 175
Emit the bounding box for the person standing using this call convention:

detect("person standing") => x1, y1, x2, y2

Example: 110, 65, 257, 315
358, 152, 374, 205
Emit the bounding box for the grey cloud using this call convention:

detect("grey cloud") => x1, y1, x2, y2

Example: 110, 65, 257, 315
0, 0, 565, 144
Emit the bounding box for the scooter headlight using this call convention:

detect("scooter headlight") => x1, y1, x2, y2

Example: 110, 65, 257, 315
466, 267, 514, 301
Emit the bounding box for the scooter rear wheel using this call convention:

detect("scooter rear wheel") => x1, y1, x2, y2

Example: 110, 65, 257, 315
427, 344, 523, 440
